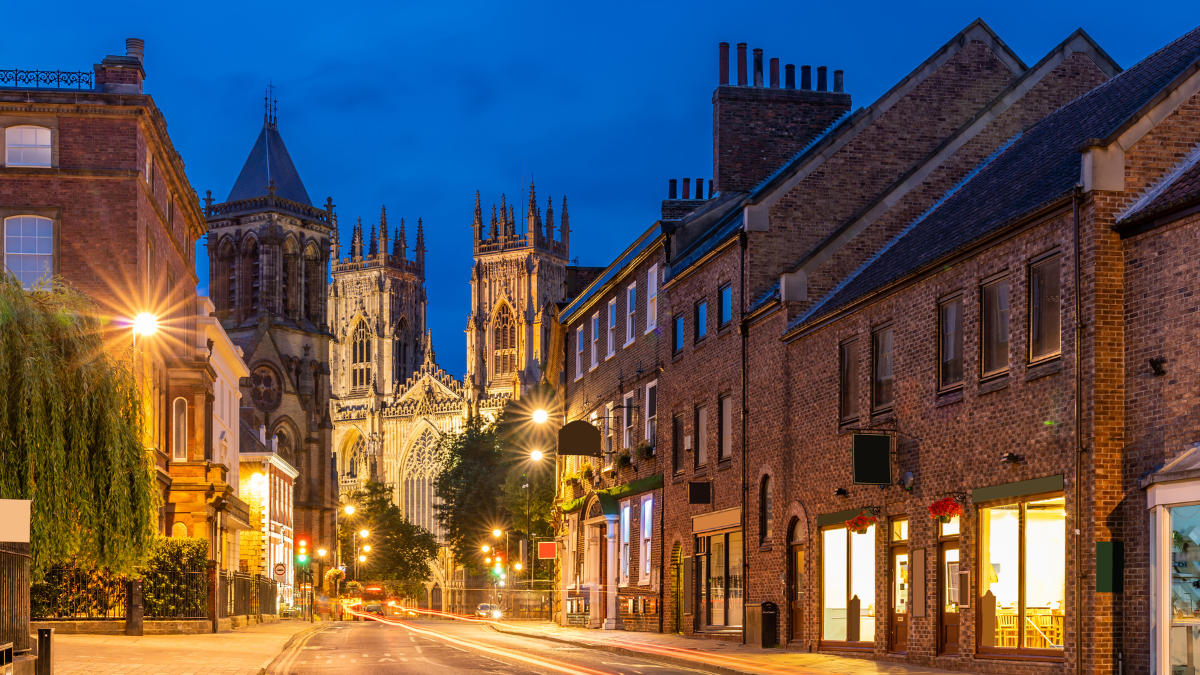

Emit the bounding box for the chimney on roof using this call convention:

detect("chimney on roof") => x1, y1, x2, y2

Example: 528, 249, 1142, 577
126, 38, 145, 61
95, 37, 146, 94
719, 42, 730, 86
669, 179, 678, 199
682, 178, 692, 200
785, 64, 796, 89
737, 43, 748, 86
696, 178, 704, 200
713, 43, 851, 193
834, 69, 844, 93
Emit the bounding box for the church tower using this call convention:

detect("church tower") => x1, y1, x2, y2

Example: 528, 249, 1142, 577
467, 182, 571, 403
203, 100, 338, 571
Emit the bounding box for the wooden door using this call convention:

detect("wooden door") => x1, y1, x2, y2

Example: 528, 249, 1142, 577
890, 546, 909, 652
940, 541, 960, 654
790, 545, 805, 640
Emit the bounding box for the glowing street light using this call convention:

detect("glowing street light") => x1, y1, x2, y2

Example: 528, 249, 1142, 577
363, 545, 371, 552
485, 557, 491, 563
360, 529, 369, 538
344, 505, 356, 515
132, 313, 159, 336
358, 555, 366, 562
531, 450, 543, 461
492, 529, 502, 538
532, 409, 548, 424
481, 545, 490, 553
514, 563, 522, 571
317, 549, 327, 557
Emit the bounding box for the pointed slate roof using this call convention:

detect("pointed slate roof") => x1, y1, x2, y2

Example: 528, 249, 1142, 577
226, 120, 313, 206
787, 25, 1200, 337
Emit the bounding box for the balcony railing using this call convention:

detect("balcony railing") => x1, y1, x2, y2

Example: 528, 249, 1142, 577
0, 69, 94, 90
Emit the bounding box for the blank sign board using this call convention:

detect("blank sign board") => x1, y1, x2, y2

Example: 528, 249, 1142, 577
0, 500, 31, 543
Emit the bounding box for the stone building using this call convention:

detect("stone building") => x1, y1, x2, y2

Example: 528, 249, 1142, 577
203, 106, 339, 583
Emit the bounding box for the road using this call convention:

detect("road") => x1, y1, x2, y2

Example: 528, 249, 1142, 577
274, 618, 708, 675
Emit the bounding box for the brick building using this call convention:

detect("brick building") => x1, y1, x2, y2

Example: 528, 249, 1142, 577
0, 39, 254, 560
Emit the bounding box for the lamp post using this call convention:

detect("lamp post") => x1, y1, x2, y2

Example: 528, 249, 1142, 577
353, 529, 369, 581
527, 449, 544, 585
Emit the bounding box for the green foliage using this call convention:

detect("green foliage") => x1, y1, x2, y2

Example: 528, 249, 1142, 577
144, 536, 209, 573
324, 568, 345, 596
0, 276, 157, 580
344, 580, 364, 597
384, 578, 426, 602
339, 481, 438, 582
501, 467, 554, 540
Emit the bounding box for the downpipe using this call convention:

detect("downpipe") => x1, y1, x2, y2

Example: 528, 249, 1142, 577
739, 231, 749, 646
1072, 186, 1085, 675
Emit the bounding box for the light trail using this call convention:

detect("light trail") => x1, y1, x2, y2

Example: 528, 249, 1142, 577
345, 608, 612, 675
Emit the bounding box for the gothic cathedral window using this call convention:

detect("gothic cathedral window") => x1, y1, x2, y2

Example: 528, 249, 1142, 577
493, 304, 516, 377
351, 322, 372, 390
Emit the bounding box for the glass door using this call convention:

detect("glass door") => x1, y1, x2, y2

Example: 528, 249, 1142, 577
709, 534, 726, 626
1171, 504, 1200, 674
791, 545, 805, 640
940, 541, 960, 654
891, 546, 909, 652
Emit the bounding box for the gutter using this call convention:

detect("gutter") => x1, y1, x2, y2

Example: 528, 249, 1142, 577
1072, 186, 1087, 675
738, 230, 748, 646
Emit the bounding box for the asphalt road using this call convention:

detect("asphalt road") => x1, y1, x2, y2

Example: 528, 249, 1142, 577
275, 619, 708, 675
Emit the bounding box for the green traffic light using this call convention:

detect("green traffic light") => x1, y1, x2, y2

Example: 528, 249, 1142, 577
298, 554, 308, 562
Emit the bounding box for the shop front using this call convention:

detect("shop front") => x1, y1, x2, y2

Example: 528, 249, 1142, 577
692, 507, 743, 634
1144, 447, 1200, 675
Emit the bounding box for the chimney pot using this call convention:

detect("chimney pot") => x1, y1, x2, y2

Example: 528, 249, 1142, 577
834, 69, 844, 93
801, 65, 812, 90
785, 64, 796, 89
817, 66, 828, 92
753, 48, 764, 87
736, 43, 748, 86
696, 178, 704, 199
718, 42, 730, 86
669, 179, 677, 200
709, 179, 714, 197
682, 178, 692, 200
769, 58, 780, 88
125, 38, 145, 61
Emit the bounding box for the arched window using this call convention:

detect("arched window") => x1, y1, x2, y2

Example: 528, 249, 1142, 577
492, 304, 516, 376
395, 319, 410, 383
216, 239, 236, 314
243, 238, 260, 314
4, 215, 53, 289
5, 125, 51, 167
403, 429, 442, 541
172, 397, 188, 461
760, 475, 773, 542
305, 243, 322, 323
351, 322, 372, 390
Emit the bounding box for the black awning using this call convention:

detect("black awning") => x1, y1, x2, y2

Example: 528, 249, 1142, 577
557, 420, 602, 456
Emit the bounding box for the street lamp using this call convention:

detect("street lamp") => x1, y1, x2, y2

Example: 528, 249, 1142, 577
344, 505, 356, 515
492, 529, 502, 537
359, 555, 366, 562
532, 409, 548, 424
481, 545, 490, 553
526, 449, 545, 585
363, 545, 371, 553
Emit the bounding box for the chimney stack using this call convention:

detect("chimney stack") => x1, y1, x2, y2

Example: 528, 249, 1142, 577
769, 58, 779, 88
834, 69, 844, 93
682, 178, 691, 200
125, 38, 145, 62
669, 179, 678, 200
817, 66, 828, 92
718, 42, 729, 85
801, 65, 812, 90
753, 48, 763, 87
736, 43, 748, 86
694, 178, 703, 199
785, 64, 796, 89
709, 179, 714, 197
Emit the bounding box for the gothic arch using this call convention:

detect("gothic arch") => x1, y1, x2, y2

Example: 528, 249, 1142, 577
281, 234, 300, 317
340, 429, 368, 479
395, 316, 412, 384
240, 235, 261, 315
399, 425, 442, 540
349, 317, 374, 391
271, 416, 301, 463
215, 237, 238, 315
490, 301, 517, 379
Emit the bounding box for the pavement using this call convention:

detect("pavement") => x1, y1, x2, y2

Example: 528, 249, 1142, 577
49, 619, 324, 675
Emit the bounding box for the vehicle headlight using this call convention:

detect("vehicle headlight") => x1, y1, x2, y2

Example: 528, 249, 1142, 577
492, 610, 502, 619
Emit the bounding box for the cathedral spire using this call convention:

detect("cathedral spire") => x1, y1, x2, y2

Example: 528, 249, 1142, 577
472, 191, 483, 242
379, 206, 390, 257
415, 218, 426, 271
490, 204, 498, 240
352, 217, 364, 261
560, 197, 570, 252
499, 194, 508, 239
527, 180, 539, 242
424, 328, 435, 366
509, 204, 516, 239
545, 196, 555, 243
369, 223, 378, 256
395, 217, 408, 262
331, 214, 341, 260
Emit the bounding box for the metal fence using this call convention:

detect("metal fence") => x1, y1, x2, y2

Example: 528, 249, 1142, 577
0, 544, 31, 652
0, 69, 94, 90
220, 571, 278, 617
31, 567, 126, 620
142, 569, 208, 619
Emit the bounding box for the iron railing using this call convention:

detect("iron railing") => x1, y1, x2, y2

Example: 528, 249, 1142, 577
0, 544, 31, 652
141, 569, 208, 619
0, 69, 93, 90
221, 571, 277, 617
31, 567, 126, 620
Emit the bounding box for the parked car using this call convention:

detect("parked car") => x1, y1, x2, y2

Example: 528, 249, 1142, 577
365, 603, 384, 617
475, 603, 502, 619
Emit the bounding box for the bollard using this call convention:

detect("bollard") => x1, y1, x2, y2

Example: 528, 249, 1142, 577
125, 579, 143, 636
34, 631, 51, 675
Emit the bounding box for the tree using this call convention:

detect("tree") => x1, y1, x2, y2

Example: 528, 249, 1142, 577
0, 276, 157, 579
339, 481, 437, 582
433, 415, 507, 569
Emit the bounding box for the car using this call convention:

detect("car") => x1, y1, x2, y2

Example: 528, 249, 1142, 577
475, 603, 502, 619
364, 603, 385, 617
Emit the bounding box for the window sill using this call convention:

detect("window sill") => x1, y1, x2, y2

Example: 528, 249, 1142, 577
644, 326, 657, 335
694, 467, 708, 478
973, 651, 1065, 663
589, 365, 600, 372
871, 409, 895, 424
935, 389, 964, 407
606, 352, 616, 361
977, 375, 1009, 396
672, 473, 686, 484
838, 418, 861, 434
1025, 359, 1062, 382
758, 543, 773, 552
623, 339, 636, 349
717, 459, 733, 471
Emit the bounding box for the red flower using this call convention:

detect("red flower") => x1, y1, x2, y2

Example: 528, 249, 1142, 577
929, 497, 964, 519
844, 513, 878, 534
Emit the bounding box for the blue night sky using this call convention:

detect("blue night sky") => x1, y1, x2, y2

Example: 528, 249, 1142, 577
10, 1, 1199, 377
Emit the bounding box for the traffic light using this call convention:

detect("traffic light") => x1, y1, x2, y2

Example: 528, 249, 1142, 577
298, 539, 308, 564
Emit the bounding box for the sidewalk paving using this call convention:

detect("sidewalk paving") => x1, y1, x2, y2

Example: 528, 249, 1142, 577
488, 621, 960, 675
48, 619, 324, 675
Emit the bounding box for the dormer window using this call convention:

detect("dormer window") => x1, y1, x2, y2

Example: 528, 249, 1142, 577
5, 126, 51, 167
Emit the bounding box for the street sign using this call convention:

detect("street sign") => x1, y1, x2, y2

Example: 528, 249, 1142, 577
0, 500, 31, 543
538, 541, 557, 560
274, 563, 286, 580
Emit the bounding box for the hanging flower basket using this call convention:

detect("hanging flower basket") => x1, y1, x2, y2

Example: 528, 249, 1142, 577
844, 513, 878, 534
580, 463, 595, 481
617, 451, 633, 470
929, 496, 964, 523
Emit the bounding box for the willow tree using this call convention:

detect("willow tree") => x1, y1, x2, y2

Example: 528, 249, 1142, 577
0, 275, 157, 579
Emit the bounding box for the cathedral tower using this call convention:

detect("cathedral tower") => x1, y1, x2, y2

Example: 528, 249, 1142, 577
467, 182, 571, 402
204, 102, 338, 573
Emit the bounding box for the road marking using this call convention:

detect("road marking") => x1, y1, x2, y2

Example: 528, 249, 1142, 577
409, 636, 416, 642
414, 646, 422, 654
379, 658, 396, 662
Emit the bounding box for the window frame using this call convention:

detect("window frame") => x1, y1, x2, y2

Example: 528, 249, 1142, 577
717, 394, 732, 461
2, 214, 57, 289
575, 325, 585, 381
620, 500, 631, 586
695, 405, 708, 468
4, 125, 53, 168
1027, 253, 1063, 365
839, 338, 861, 424
640, 495, 654, 583
607, 298, 617, 358
673, 313, 685, 354
672, 413, 685, 476
646, 264, 658, 333
623, 392, 635, 449
980, 273, 1011, 379
590, 312, 600, 371
603, 403, 614, 470
719, 283, 733, 328
819, 522, 878, 649
645, 380, 657, 447
695, 299, 708, 342
938, 293, 964, 392
172, 397, 188, 461
872, 323, 895, 413
974, 491, 1067, 660
760, 475, 773, 543
625, 283, 637, 346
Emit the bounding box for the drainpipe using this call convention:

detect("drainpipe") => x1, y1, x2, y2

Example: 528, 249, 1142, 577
1072, 185, 1085, 675
739, 230, 749, 646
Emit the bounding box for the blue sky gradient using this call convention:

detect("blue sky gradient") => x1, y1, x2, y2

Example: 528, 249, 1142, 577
9, 1, 1198, 377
